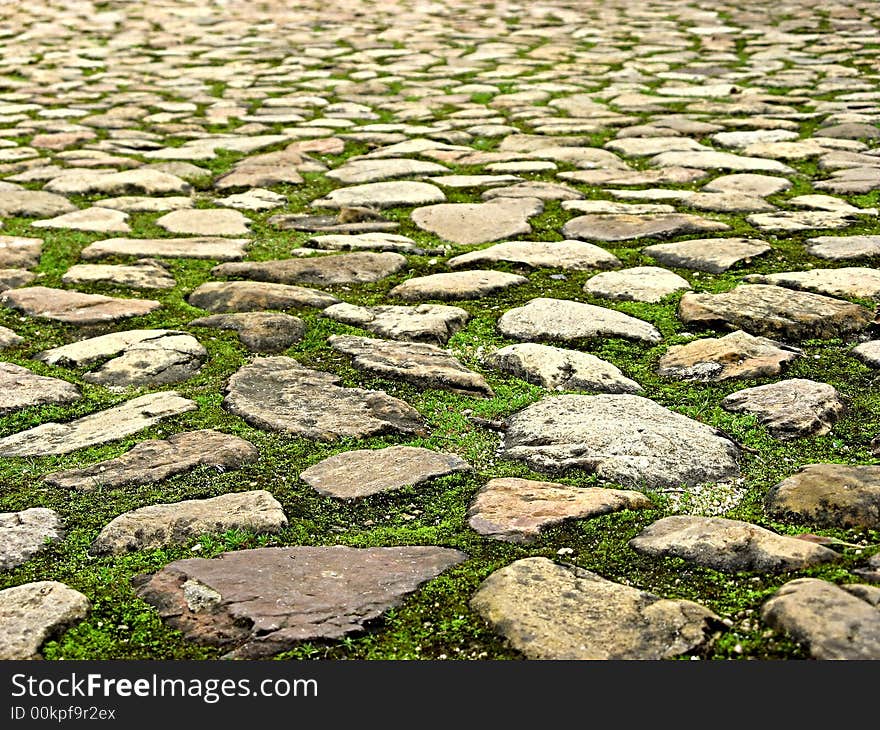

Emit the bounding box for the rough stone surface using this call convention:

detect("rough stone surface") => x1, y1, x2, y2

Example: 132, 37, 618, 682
0, 362, 81, 414
411, 197, 543, 245
447, 239, 620, 271
744, 268, 880, 301
583, 266, 690, 303
189, 312, 305, 352
806, 235, 880, 260
563, 213, 728, 242
156, 209, 251, 236
0, 508, 65, 570
643, 238, 772, 273
0, 236, 42, 269
0, 326, 23, 349
213, 252, 407, 286
390, 270, 527, 301
0, 582, 90, 660
31, 206, 130, 233
853, 341, 880, 368
0, 190, 77, 218
62, 259, 176, 289
323, 303, 469, 344
188, 281, 338, 312
313, 181, 445, 209
81, 237, 249, 261
44, 169, 190, 196
1, 286, 160, 325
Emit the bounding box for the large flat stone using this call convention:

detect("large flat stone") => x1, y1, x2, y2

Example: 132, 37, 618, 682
411, 197, 543, 245
447, 239, 620, 271
390, 270, 527, 301
62, 259, 176, 290
643, 238, 772, 273
1, 286, 160, 325
806, 235, 880, 260
0, 236, 42, 268
0, 582, 90, 660
188, 281, 339, 312
43, 169, 191, 195
31, 206, 130, 233
0, 508, 65, 570
212, 252, 407, 286
156, 209, 251, 236
0, 362, 81, 414
306, 233, 419, 253
0, 190, 77, 218
563, 213, 728, 242
189, 312, 305, 352
584, 266, 690, 303
651, 150, 795, 173
323, 302, 469, 344
312, 181, 445, 209
326, 158, 449, 184
744, 268, 880, 301
81, 237, 249, 261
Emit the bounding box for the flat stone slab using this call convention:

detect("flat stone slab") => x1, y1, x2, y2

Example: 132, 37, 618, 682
744, 268, 880, 301
329, 334, 493, 397
411, 197, 543, 245
213, 252, 407, 286
1, 286, 160, 325
678, 284, 873, 340
651, 150, 795, 173
0, 236, 42, 268
722, 379, 844, 439
300, 445, 472, 498
480, 181, 582, 201
306, 233, 419, 253
312, 181, 445, 209
501, 394, 740, 488
488, 343, 642, 393
746, 211, 857, 232
188, 281, 339, 312
0, 326, 23, 348
470, 557, 719, 659
447, 239, 620, 271
31, 206, 130, 233
806, 235, 880, 260
91, 491, 287, 555
93, 196, 194, 213
189, 312, 304, 352
133, 546, 466, 658
559, 167, 707, 186
62, 259, 176, 289
81, 237, 249, 261
643, 238, 772, 273
43, 169, 191, 195
323, 302, 469, 344
0, 268, 34, 290
215, 188, 287, 211
0, 581, 90, 660
0, 391, 197, 457
156, 209, 251, 236
761, 579, 880, 660
766, 464, 880, 530
270, 213, 398, 235
44, 429, 259, 491
326, 158, 449, 184
0, 190, 77, 218
853, 341, 880, 368
1, 508, 65, 570
702, 173, 792, 197
658, 330, 801, 380
629, 516, 838, 573
498, 298, 662, 344
0, 362, 81, 414
563, 213, 728, 242
584, 266, 690, 303
390, 270, 527, 301
224, 356, 424, 441
468, 478, 652, 543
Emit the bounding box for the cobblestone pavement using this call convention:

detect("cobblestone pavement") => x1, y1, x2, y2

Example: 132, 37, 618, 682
0, 0, 879, 660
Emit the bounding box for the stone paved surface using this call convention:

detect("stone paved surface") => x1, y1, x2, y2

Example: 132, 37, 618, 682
0, 0, 879, 662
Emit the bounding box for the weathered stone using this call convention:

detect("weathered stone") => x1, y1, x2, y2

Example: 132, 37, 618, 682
269, 212, 398, 235
630, 516, 838, 573
702, 173, 792, 197
743, 268, 880, 301
498, 298, 661, 344
817, 123, 880, 140
789, 194, 878, 216
300, 446, 471, 499
0, 236, 42, 269
501, 394, 740, 488
643, 238, 771, 273
678, 285, 873, 340
91, 491, 287, 555
313, 181, 445, 209
93, 196, 193, 213
32, 207, 130, 233
44, 169, 191, 195
0, 268, 35, 290
606, 136, 707, 157
81, 237, 249, 261
44, 430, 259, 491
470, 557, 719, 660
62, 259, 176, 289
0, 190, 77, 218
134, 546, 466, 658
469, 478, 652, 543
761, 578, 880, 660
766, 464, 880, 530
189, 312, 305, 352
224, 357, 424, 441
156, 209, 251, 236
747, 211, 857, 232
213, 252, 407, 286
1, 286, 160, 325
0, 326, 23, 348
489, 343, 642, 393
215, 189, 286, 212
323, 302, 469, 344
0, 508, 65, 570
411, 197, 543, 245
0, 582, 89, 660
563, 199, 678, 215
306, 233, 419, 253
584, 266, 690, 303
326, 158, 448, 184
853, 341, 880, 368
0, 362, 80, 414
559, 167, 707, 186
722, 379, 845, 439
806, 235, 880, 260
447, 239, 620, 271
188, 281, 338, 313
563, 213, 728, 242
651, 150, 795, 173
480, 181, 583, 201
390, 270, 527, 301
0, 391, 196, 457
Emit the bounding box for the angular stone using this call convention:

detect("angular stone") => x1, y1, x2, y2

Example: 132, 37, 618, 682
722, 379, 844, 439
411, 197, 543, 245
323, 302, 468, 344
134, 546, 466, 658
0, 362, 80, 415
81, 237, 248, 261
44, 169, 191, 196
390, 270, 527, 301
469, 478, 652, 543
606, 136, 707, 157
31, 207, 130, 233
329, 334, 493, 397
224, 357, 424, 441
702, 173, 792, 197
91, 491, 287, 555
300, 446, 471, 499
789, 194, 877, 216
0, 326, 23, 348
0, 391, 197, 457
62, 259, 176, 289
470, 557, 719, 660
761, 579, 880, 660
766, 464, 880, 530
0, 508, 64, 570
156, 209, 251, 236
1, 286, 160, 325
0, 582, 89, 660
563, 199, 678, 215
213, 252, 406, 286
659, 331, 801, 381
188, 281, 338, 313
854, 341, 880, 368
643, 237, 772, 273
652, 150, 795, 173
746, 211, 857, 232
498, 298, 661, 344
630, 516, 838, 573
313, 181, 445, 210
563, 213, 728, 242
480, 181, 583, 201
306, 232, 419, 253
0, 236, 42, 268
189, 312, 304, 352
678, 285, 873, 340
743, 268, 880, 301
806, 235, 880, 261
447, 239, 620, 271
44, 430, 259, 491
584, 266, 690, 303
326, 158, 449, 184
501, 394, 740, 488
0, 190, 77, 218
0, 268, 35, 290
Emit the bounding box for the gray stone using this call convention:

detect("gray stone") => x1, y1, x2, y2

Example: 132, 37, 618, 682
643, 238, 772, 273
584, 266, 690, 303
746, 211, 857, 232
447, 239, 620, 271
0, 508, 65, 570
62, 259, 176, 289
0, 268, 35, 290
188, 281, 338, 313
213, 252, 407, 286
215, 188, 287, 212
722, 379, 845, 439
629, 516, 838, 573
470, 557, 719, 660
32, 207, 130, 233
702, 174, 792, 197
0, 326, 23, 348
0, 582, 90, 660
411, 197, 543, 245
0, 362, 80, 414
0, 236, 41, 268
224, 356, 424, 441
93, 196, 194, 213
326, 158, 449, 184
156, 209, 251, 236
323, 302, 469, 344
743, 268, 880, 301
390, 270, 527, 301
313, 181, 445, 209
0, 190, 77, 218
606, 136, 708, 157
134, 546, 466, 658
81, 237, 249, 261
189, 312, 305, 352
480, 182, 583, 201
817, 123, 880, 140
43, 169, 191, 195
806, 235, 880, 260
501, 394, 740, 488
1, 286, 160, 325
563, 199, 678, 215
91, 491, 287, 555
300, 445, 471, 499
563, 213, 728, 242
306, 233, 419, 253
